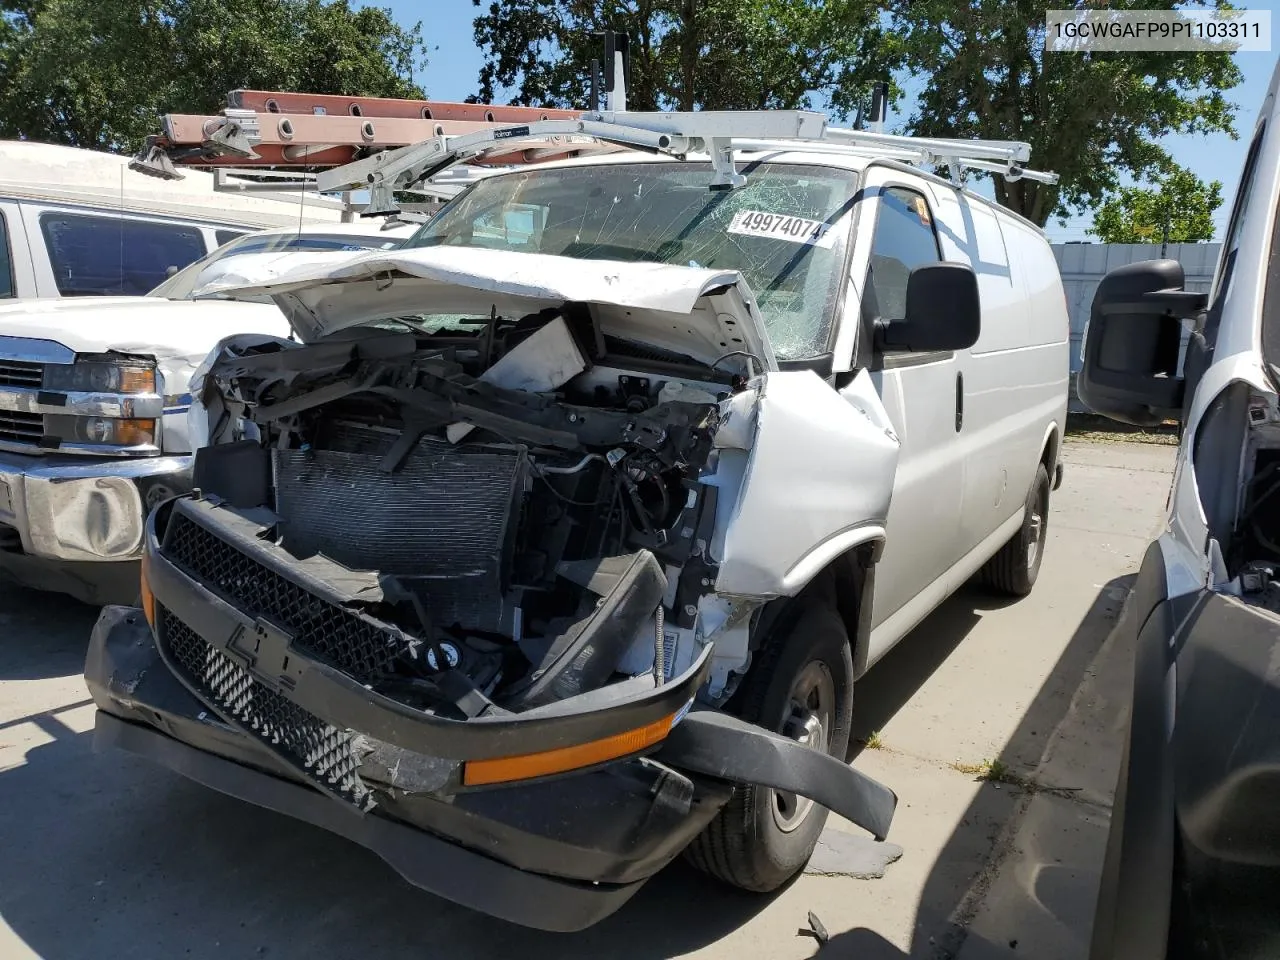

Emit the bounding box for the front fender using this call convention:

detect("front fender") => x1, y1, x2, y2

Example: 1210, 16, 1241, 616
714, 369, 899, 598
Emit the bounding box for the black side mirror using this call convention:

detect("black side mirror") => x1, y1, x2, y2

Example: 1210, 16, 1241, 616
878, 262, 981, 353
1078, 259, 1206, 427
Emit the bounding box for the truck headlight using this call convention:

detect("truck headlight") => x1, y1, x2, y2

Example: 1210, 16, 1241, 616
44, 415, 157, 447
43, 356, 157, 394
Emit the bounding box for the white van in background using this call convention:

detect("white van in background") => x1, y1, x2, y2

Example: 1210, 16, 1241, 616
0, 139, 346, 300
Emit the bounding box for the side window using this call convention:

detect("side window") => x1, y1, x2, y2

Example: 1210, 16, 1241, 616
39, 213, 207, 296
0, 211, 13, 298
216, 229, 249, 247
1196, 121, 1264, 350
1218, 121, 1265, 274
865, 186, 941, 321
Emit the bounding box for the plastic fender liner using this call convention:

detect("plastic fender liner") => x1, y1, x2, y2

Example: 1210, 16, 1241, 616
656, 709, 897, 841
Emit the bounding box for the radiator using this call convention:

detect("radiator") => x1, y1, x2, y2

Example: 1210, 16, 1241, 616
272, 424, 526, 632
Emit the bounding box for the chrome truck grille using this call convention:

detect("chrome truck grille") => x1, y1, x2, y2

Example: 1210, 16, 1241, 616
0, 360, 46, 445
0, 410, 43, 445
0, 360, 43, 388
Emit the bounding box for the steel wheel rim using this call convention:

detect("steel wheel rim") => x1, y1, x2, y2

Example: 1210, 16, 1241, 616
771, 660, 835, 833
1027, 483, 1048, 569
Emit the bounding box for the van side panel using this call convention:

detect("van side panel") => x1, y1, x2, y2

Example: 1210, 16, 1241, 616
944, 194, 1068, 562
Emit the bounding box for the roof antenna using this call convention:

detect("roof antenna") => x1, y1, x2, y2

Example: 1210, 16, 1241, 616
869, 81, 888, 135
595, 29, 630, 112
589, 57, 601, 111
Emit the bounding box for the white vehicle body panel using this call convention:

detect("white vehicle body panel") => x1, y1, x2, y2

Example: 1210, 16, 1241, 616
1156, 60, 1280, 599
853, 164, 1070, 664
201, 246, 778, 373
713, 368, 899, 598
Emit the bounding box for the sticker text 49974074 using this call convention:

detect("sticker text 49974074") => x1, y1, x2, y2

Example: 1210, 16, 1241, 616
727, 210, 834, 246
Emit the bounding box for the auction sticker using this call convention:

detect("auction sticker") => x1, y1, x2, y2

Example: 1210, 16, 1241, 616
728, 210, 833, 246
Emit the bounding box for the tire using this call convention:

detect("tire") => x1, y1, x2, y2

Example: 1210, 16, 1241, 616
980, 462, 1050, 597
684, 602, 854, 892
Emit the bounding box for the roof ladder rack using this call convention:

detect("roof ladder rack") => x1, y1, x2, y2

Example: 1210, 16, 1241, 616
131, 87, 1058, 218
311, 109, 1058, 211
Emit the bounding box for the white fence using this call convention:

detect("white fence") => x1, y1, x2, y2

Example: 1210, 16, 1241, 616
1052, 242, 1221, 411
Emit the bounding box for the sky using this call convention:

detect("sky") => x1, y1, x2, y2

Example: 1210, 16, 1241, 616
365, 0, 1278, 243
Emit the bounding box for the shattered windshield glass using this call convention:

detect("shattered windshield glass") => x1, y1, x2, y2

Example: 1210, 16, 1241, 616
403, 162, 857, 360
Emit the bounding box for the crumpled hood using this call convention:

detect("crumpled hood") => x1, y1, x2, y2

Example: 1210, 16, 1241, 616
194, 246, 778, 371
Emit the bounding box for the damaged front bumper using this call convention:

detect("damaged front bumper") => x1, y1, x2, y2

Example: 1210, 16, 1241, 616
86, 497, 897, 931
89, 606, 732, 930
0, 449, 192, 603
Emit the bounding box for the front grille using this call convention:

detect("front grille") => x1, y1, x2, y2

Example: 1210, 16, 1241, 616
163, 509, 411, 682
159, 604, 374, 810
0, 410, 43, 445
0, 359, 43, 388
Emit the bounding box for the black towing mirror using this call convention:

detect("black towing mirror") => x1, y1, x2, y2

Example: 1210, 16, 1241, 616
878, 262, 981, 353
1078, 258, 1207, 427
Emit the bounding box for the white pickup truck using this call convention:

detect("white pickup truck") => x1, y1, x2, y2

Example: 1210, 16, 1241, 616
0, 220, 417, 604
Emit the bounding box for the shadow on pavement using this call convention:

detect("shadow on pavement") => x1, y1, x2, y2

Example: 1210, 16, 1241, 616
0, 574, 1131, 959
904, 573, 1134, 958
0, 585, 100, 681
848, 586, 1019, 761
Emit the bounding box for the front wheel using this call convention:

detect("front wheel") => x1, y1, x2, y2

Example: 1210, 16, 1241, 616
684, 602, 854, 892
980, 462, 1051, 597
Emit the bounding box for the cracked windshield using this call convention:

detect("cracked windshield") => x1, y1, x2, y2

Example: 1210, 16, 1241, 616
404, 162, 856, 360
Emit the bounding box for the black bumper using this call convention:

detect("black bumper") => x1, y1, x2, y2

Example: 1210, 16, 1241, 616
89, 494, 897, 930
86, 607, 730, 931
95, 714, 650, 931
88, 605, 898, 930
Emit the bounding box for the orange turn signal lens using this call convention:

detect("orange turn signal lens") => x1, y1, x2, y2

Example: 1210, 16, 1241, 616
140, 552, 156, 630
120, 366, 157, 395
462, 711, 679, 787
116, 419, 156, 447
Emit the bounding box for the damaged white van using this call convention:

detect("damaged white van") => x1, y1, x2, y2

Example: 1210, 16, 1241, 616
85, 115, 1069, 930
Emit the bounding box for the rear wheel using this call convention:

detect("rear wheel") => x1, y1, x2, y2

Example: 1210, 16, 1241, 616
980, 462, 1050, 597
684, 602, 854, 892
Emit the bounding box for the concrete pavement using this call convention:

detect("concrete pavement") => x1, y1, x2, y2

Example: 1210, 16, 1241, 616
0, 438, 1176, 959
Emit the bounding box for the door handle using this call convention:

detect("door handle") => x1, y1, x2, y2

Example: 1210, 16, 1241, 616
955, 371, 964, 432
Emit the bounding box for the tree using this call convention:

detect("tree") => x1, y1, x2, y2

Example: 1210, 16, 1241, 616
1088, 167, 1224, 243
471, 0, 899, 115
0, 0, 427, 152
891, 1, 1241, 226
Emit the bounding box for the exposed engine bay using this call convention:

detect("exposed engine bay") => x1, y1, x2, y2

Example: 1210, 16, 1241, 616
186, 304, 757, 719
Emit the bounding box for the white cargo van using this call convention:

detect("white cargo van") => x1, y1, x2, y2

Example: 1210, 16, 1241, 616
0, 139, 344, 300
86, 109, 1070, 931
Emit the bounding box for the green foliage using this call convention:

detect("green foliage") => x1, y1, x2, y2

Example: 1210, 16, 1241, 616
889, 1, 1242, 226
1089, 166, 1224, 243
470, 0, 900, 115
0, 0, 427, 151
